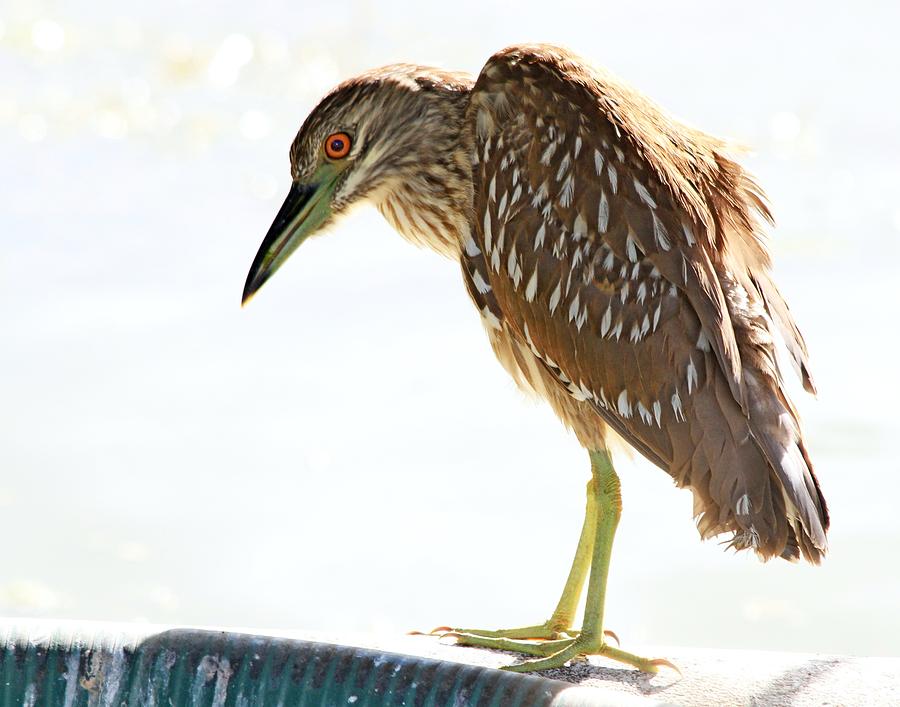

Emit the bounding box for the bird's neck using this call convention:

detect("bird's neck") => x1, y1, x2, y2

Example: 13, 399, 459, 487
373, 87, 474, 259
377, 179, 470, 259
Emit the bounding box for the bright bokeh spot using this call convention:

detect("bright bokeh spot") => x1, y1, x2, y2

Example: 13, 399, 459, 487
31, 18, 65, 53
208, 33, 254, 88
239, 109, 270, 140
18, 113, 47, 142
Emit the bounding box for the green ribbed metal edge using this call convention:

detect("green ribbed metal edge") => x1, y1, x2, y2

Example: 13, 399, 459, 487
0, 623, 629, 706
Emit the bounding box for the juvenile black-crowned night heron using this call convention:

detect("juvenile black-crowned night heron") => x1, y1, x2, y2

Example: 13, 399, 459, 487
242, 45, 829, 673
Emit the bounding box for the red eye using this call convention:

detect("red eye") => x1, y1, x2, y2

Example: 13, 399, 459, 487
324, 132, 351, 159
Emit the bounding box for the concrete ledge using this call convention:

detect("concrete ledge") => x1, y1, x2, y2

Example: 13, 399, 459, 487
2, 620, 897, 706
298, 630, 900, 706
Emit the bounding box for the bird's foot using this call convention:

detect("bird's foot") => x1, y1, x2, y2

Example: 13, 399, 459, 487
436, 630, 676, 674
417, 621, 572, 641
415, 622, 618, 644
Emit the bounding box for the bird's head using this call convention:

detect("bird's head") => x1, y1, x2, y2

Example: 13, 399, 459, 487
242, 64, 473, 304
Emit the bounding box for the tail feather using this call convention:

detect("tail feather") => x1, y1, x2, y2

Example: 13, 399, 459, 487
752, 271, 817, 395
681, 146, 827, 562
743, 370, 828, 563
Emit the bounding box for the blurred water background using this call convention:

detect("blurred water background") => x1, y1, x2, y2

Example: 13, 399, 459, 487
1, 0, 898, 657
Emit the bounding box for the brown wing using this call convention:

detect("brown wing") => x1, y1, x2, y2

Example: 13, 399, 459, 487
466, 44, 828, 562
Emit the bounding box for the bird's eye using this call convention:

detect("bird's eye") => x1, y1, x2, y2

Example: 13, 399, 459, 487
324, 132, 352, 160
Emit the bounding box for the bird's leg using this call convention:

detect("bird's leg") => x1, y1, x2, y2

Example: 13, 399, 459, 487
502, 449, 672, 673
539, 475, 598, 635
445, 450, 674, 673
436, 477, 597, 642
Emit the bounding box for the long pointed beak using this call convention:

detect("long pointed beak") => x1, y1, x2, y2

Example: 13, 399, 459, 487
241, 180, 332, 305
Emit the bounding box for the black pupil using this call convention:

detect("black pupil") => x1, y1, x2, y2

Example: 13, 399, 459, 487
330, 138, 345, 153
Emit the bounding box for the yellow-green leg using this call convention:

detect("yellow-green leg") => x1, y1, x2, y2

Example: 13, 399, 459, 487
444, 449, 675, 673
439, 474, 597, 641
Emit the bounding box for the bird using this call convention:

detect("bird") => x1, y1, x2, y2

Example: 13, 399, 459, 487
241, 44, 829, 673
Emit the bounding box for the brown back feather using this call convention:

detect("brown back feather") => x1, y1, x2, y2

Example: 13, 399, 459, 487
465, 44, 828, 561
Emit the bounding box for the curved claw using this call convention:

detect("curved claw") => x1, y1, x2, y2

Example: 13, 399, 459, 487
648, 657, 682, 677
407, 625, 455, 637
603, 629, 620, 646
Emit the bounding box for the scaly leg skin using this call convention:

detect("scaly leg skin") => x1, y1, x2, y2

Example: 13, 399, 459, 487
426, 477, 616, 644
448, 449, 677, 674
437, 478, 597, 642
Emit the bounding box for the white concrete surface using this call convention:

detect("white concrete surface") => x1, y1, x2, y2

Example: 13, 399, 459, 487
313, 631, 900, 707
4, 619, 897, 705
